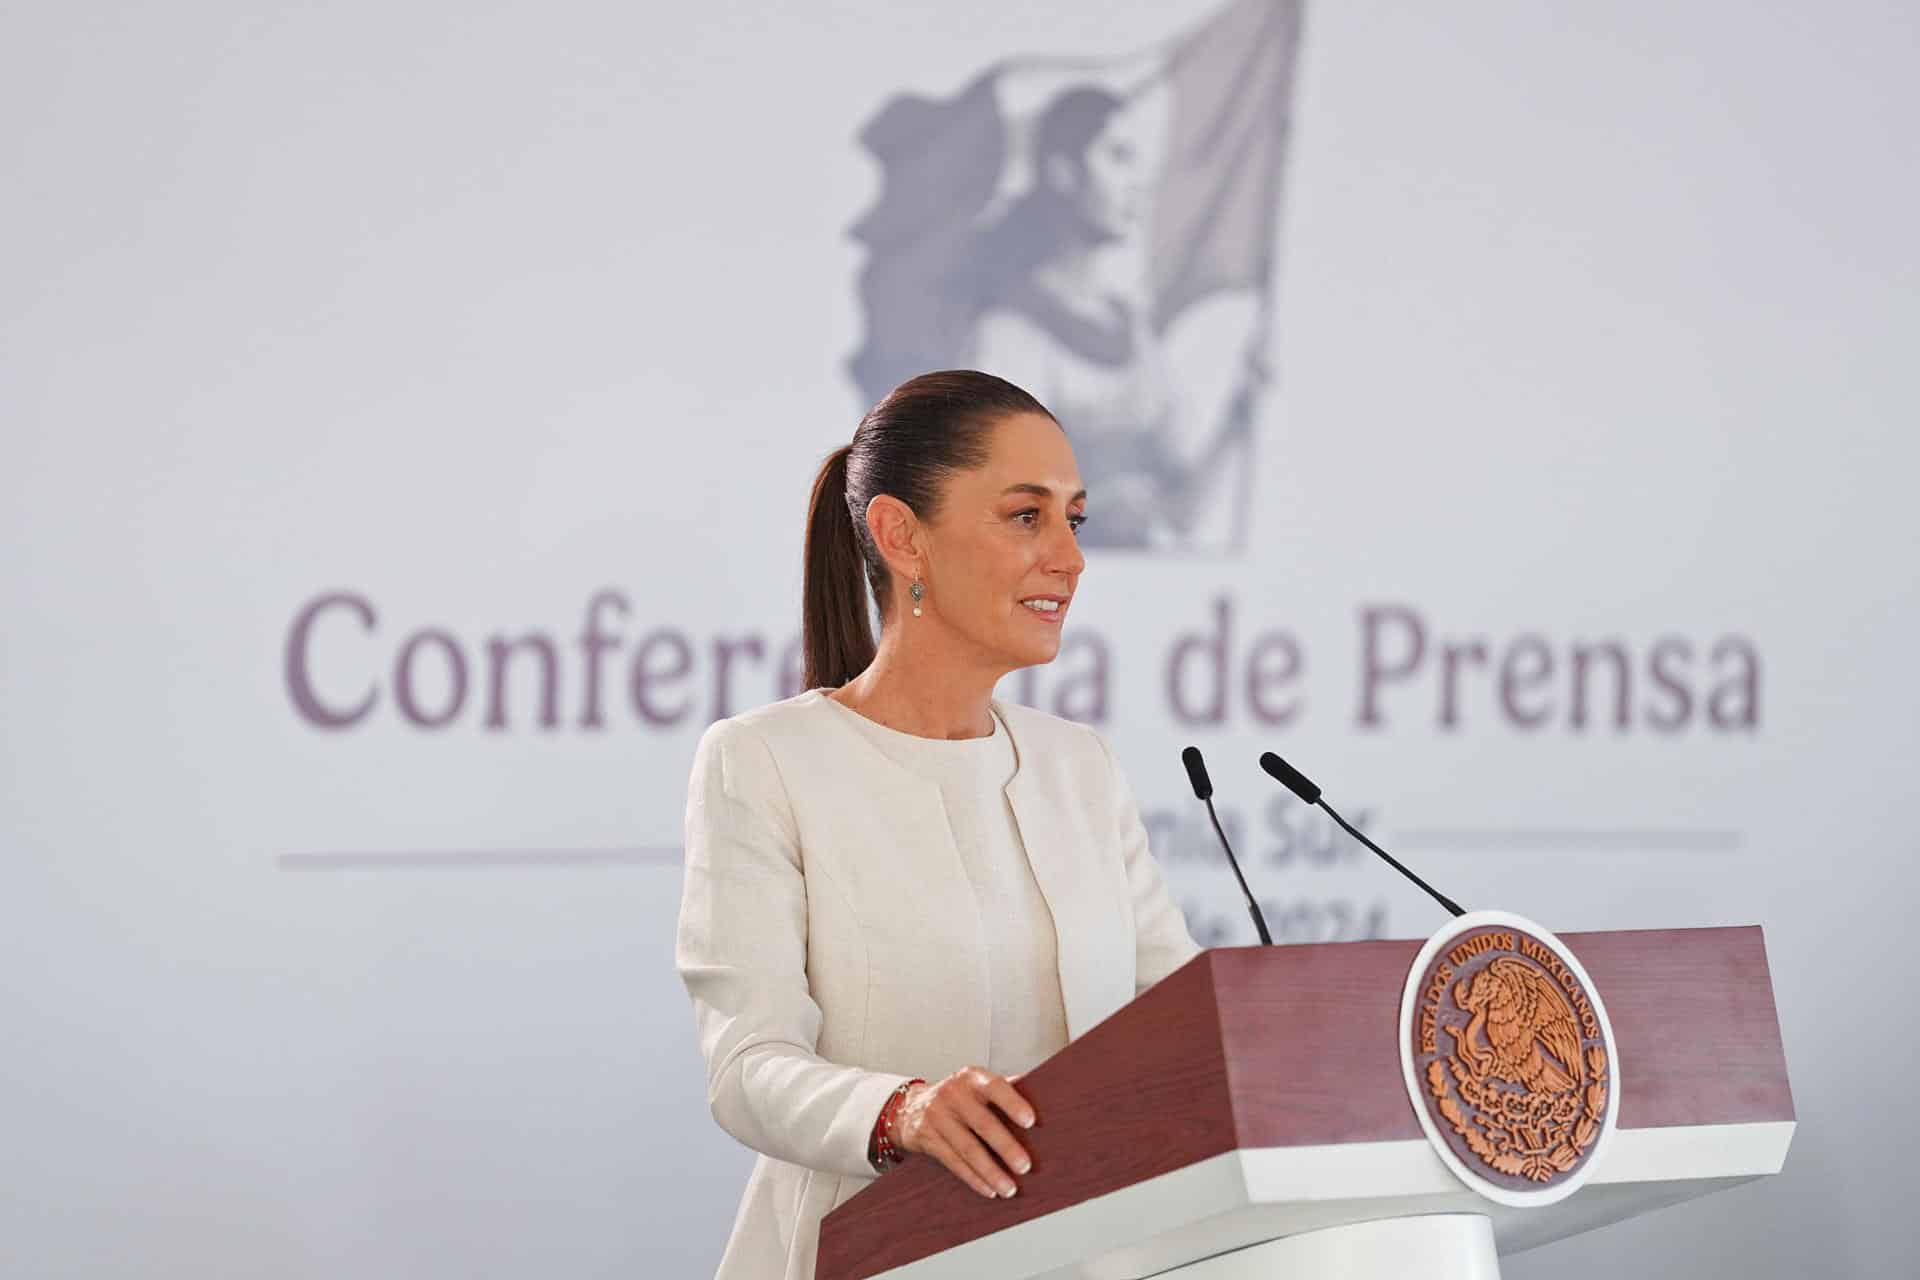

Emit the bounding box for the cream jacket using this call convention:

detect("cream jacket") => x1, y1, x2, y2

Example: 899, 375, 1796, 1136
675, 688, 1202, 1280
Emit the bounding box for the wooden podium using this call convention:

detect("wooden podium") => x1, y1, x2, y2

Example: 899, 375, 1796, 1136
817, 927, 1793, 1280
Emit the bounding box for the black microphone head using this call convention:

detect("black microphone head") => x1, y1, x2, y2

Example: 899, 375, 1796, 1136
1180, 746, 1213, 801
1258, 751, 1322, 805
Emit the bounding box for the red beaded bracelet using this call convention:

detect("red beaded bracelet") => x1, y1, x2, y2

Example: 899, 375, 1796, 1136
869, 1078, 925, 1174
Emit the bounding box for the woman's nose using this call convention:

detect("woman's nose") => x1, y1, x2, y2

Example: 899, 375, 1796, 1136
1051, 522, 1087, 576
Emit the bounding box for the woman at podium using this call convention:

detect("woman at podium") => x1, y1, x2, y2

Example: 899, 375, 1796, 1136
676, 369, 1200, 1280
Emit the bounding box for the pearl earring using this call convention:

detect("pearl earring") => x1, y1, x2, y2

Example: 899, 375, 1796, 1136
909, 579, 924, 617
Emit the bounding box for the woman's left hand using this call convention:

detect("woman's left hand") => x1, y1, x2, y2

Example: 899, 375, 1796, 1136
892, 1065, 1037, 1200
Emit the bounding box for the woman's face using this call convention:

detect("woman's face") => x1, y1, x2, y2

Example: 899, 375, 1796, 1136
918, 412, 1088, 670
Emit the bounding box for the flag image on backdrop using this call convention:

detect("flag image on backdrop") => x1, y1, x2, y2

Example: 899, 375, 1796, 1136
849, 0, 1305, 553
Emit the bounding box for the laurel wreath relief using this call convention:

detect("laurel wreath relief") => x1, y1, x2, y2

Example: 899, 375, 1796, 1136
1425, 1044, 1608, 1182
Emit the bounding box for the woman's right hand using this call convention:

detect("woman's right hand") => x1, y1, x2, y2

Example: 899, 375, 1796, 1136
893, 1066, 1036, 1199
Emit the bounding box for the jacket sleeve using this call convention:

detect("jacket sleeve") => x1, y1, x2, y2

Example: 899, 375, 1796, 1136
675, 717, 912, 1178
1094, 731, 1205, 994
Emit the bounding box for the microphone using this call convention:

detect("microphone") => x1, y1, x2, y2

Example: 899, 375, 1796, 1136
1181, 746, 1273, 945
1258, 751, 1465, 919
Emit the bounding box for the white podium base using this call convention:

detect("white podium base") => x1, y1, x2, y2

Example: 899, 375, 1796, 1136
1165, 1214, 1499, 1280
864, 1124, 1792, 1278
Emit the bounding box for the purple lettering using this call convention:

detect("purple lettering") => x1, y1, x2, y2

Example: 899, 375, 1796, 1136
395, 629, 468, 729
285, 591, 378, 730
1167, 597, 1231, 726
1358, 605, 1425, 729
577, 589, 628, 729
630, 630, 693, 726
1246, 630, 1304, 727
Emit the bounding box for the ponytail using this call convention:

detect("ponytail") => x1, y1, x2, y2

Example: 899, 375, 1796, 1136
802, 445, 875, 690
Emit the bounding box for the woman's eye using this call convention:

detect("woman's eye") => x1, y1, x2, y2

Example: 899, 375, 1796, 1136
1012, 509, 1087, 532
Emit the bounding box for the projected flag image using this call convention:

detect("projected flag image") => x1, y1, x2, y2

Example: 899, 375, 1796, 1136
849, 0, 1304, 552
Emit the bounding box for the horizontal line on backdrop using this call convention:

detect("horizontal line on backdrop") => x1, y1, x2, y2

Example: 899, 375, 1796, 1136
276, 831, 1743, 869
275, 846, 683, 870
1393, 829, 1743, 852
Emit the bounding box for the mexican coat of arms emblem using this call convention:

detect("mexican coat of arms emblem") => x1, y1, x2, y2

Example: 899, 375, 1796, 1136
1399, 911, 1622, 1207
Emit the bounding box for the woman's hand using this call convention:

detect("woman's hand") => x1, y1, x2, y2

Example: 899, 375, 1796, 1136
893, 1066, 1036, 1199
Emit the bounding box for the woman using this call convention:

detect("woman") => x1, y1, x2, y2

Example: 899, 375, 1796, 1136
676, 370, 1201, 1280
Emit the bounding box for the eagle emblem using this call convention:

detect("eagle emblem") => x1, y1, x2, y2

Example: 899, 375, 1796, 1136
1400, 915, 1619, 1204
1455, 957, 1588, 1093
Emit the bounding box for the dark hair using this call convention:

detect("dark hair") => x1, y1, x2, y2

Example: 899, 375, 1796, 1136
1032, 85, 1125, 177
803, 370, 1055, 690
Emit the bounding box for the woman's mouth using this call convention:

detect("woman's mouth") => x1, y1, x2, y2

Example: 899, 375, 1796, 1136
1019, 596, 1068, 624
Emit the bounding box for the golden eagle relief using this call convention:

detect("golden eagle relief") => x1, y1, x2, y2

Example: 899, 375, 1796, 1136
1455, 956, 1587, 1093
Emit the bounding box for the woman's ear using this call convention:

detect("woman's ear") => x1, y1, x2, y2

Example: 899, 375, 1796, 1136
865, 494, 924, 582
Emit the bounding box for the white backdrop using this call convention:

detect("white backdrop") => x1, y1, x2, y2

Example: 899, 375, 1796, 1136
3, 1, 1916, 1275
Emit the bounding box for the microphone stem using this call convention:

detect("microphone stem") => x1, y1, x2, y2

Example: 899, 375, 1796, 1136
1317, 799, 1464, 918
1204, 796, 1273, 944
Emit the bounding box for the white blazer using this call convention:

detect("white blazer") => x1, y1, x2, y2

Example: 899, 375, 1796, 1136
675, 687, 1201, 1280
